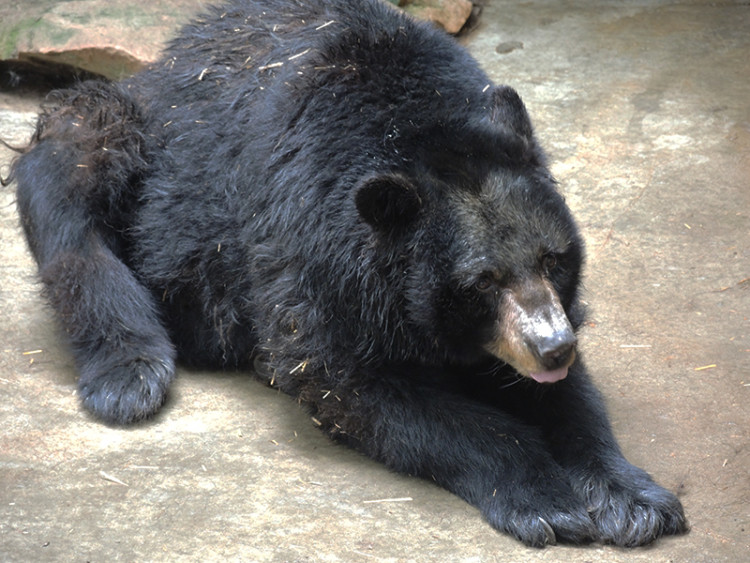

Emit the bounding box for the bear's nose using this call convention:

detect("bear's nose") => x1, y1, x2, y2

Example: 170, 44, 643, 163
536, 331, 577, 369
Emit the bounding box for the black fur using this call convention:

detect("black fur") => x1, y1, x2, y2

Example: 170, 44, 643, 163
10, 0, 687, 547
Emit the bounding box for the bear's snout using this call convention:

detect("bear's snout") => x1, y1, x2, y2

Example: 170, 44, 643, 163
533, 327, 577, 371
485, 277, 577, 379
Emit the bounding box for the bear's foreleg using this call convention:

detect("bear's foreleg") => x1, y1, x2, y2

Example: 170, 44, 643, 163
535, 361, 689, 546
304, 370, 599, 547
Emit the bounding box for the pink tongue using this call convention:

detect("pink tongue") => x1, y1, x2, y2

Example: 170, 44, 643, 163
530, 367, 569, 383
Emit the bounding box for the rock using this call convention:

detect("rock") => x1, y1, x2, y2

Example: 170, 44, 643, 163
0, 0, 202, 80
0, 0, 480, 82
400, 0, 475, 35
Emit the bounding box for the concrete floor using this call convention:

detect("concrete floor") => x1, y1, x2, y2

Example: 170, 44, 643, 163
1, 1, 748, 561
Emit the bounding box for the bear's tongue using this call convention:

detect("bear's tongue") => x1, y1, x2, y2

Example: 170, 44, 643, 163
529, 367, 568, 383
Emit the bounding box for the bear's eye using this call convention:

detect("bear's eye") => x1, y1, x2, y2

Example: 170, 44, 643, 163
542, 253, 558, 274
474, 274, 496, 293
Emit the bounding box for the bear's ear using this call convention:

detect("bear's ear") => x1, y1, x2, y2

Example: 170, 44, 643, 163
355, 174, 422, 231
488, 85, 533, 140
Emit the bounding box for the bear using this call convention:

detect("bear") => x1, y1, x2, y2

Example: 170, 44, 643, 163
7, 0, 687, 548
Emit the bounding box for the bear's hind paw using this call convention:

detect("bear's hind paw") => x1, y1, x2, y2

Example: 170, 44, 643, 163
78, 356, 175, 425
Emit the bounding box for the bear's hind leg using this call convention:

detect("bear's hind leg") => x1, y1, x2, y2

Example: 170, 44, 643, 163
12, 82, 176, 424
42, 241, 175, 424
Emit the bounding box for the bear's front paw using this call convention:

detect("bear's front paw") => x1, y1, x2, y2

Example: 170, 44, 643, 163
78, 356, 175, 425
583, 467, 688, 547
482, 485, 598, 547
497, 506, 598, 548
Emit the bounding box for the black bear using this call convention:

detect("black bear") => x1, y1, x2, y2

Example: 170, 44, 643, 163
8, 0, 686, 547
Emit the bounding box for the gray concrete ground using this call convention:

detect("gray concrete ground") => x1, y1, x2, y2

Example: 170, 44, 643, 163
1, 1, 748, 561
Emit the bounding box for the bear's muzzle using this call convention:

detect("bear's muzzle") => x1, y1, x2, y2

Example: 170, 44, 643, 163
484, 277, 576, 382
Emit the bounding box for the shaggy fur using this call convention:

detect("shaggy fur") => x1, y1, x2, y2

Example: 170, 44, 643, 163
9, 0, 686, 547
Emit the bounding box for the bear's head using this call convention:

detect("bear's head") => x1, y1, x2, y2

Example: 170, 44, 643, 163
354, 86, 584, 383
